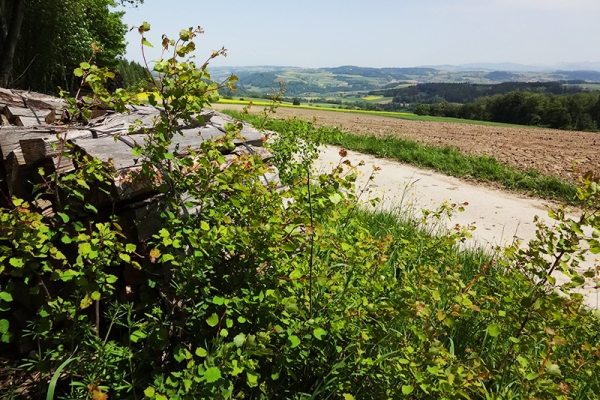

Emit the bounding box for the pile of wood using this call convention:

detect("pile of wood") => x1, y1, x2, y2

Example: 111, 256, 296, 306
0, 89, 278, 241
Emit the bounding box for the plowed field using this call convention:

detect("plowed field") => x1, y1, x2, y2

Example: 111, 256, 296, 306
212, 104, 600, 182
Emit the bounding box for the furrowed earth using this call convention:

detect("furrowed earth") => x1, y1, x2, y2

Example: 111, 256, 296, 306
212, 104, 600, 182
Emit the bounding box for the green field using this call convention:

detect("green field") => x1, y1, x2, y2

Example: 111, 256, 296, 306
566, 83, 600, 91
217, 98, 539, 129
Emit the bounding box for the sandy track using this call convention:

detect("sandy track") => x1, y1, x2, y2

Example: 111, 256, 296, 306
212, 104, 600, 182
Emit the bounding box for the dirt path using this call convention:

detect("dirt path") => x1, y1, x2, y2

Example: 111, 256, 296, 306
212, 104, 600, 182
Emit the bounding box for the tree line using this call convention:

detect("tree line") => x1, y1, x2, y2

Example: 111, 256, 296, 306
415, 91, 600, 131
0, 0, 142, 93
373, 82, 587, 105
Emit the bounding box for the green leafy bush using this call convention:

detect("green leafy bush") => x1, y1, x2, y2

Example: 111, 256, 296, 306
1, 23, 600, 400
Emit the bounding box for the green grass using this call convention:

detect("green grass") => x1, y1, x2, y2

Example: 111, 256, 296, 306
329, 132, 578, 203
355, 206, 494, 282
225, 110, 579, 204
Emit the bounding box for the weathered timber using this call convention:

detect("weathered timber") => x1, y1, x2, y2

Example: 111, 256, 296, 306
14, 116, 42, 127
0, 114, 9, 126
4, 106, 55, 125
116, 195, 164, 243
5, 151, 26, 197
0, 88, 25, 110
86, 107, 265, 146
70, 136, 155, 207
19, 129, 92, 166
15, 90, 67, 110
0, 126, 92, 163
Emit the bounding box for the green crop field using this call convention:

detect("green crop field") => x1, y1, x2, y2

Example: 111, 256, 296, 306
217, 99, 539, 129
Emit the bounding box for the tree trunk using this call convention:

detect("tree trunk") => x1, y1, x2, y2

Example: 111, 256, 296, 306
0, 0, 26, 88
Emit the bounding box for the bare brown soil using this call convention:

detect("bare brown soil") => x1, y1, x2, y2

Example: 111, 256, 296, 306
213, 104, 600, 182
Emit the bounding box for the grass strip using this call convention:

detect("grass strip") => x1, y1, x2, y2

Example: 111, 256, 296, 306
327, 132, 577, 203
216, 99, 535, 129
224, 110, 579, 204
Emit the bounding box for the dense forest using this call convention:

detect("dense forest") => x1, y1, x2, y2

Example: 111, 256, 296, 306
0, 0, 143, 93
415, 91, 600, 131
373, 82, 587, 105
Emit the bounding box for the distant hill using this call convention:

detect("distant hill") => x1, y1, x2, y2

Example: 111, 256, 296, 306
210, 63, 600, 98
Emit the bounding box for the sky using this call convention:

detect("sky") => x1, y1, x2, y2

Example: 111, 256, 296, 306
117, 0, 600, 69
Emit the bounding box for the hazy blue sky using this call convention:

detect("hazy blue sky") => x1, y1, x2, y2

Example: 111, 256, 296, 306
118, 0, 600, 68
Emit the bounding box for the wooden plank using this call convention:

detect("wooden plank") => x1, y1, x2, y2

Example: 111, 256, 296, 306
5, 106, 54, 124
70, 135, 141, 170
0, 88, 24, 109
19, 138, 54, 165
15, 116, 42, 127
5, 151, 22, 197
0, 114, 10, 126
0, 127, 92, 162
19, 129, 93, 166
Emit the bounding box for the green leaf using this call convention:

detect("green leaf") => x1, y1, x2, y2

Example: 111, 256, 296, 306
247, 372, 259, 388
142, 38, 154, 48
57, 212, 69, 223
487, 324, 501, 337
78, 242, 92, 256
132, 146, 143, 157
204, 366, 221, 383
130, 330, 147, 343
0, 292, 13, 302
206, 313, 219, 327
90, 291, 101, 301
80, 294, 92, 309
201, 221, 210, 231
47, 355, 79, 400
402, 385, 414, 395
233, 333, 246, 347
79, 62, 90, 69
126, 243, 137, 253
313, 328, 327, 340
329, 193, 342, 205
526, 372, 538, 381
546, 363, 562, 376
288, 335, 301, 348
9, 258, 24, 268
195, 347, 207, 357
119, 253, 131, 263
0, 319, 9, 333
143, 387, 155, 397
73, 68, 84, 77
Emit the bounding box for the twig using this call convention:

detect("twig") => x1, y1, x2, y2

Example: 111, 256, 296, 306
307, 168, 315, 317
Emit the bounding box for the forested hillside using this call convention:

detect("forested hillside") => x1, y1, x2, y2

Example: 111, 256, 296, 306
374, 82, 586, 105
